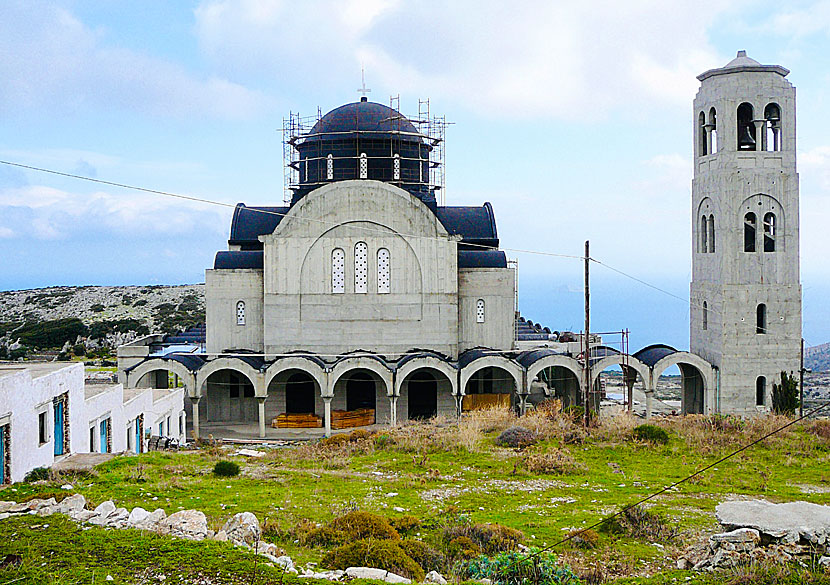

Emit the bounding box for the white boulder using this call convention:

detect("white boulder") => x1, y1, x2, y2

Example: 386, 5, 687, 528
221, 511, 261, 546
163, 510, 208, 540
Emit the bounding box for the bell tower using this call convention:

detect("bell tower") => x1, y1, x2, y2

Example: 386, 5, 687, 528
690, 51, 802, 414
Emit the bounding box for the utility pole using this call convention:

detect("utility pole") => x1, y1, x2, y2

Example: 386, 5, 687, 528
584, 240, 591, 427
800, 338, 805, 418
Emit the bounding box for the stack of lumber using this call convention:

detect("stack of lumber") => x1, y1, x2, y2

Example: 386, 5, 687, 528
461, 393, 511, 411
272, 413, 322, 428
331, 408, 375, 429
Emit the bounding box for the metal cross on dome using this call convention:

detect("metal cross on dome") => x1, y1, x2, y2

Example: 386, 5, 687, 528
357, 67, 371, 99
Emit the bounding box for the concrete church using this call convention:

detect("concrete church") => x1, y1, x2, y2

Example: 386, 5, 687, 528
117, 51, 802, 438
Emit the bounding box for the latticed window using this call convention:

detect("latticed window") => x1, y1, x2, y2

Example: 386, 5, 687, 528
326, 154, 334, 180
332, 248, 345, 293
236, 301, 245, 325
476, 299, 485, 323
393, 154, 400, 180
359, 153, 368, 179
377, 248, 390, 293
354, 242, 368, 293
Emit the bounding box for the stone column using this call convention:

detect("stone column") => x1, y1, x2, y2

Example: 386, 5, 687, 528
390, 396, 398, 427
753, 120, 766, 151
519, 394, 528, 416
257, 397, 267, 439
645, 391, 653, 420
455, 395, 463, 418
323, 397, 333, 437
190, 396, 201, 440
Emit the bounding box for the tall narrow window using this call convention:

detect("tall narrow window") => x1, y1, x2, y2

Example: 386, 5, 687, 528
756, 376, 766, 406
764, 103, 781, 152
476, 299, 485, 323
700, 216, 708, 253
744, 212, 757, 252
377, 248, 390, 293
38, 411, 48, 444
354, 242, 368, 293
763, 212, 776, 252
359, 153, 368, 179
702, 301, 708, 330
326, 154, 334, 180
737, 102, 756, 151
708, 215, 715, 253
332, 248, 345, 293
709, 107, 718, 154
756, 303, 767, 334
698, 112, 707, 156
236, 301, 245, 325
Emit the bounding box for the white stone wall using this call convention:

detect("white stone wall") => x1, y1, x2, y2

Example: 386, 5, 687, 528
149, 389, 187, 443
458, 268, 516, 352
690, 63, 802, 415
205, 269, 264, 354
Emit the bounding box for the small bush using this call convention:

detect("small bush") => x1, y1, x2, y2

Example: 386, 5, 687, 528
321, 539, 425, 581
521, 449, 584, 475
390, 515, 422, 536
24, 467, 51, 482
399, 539, 444, 572
374, 433, 395, 448
600, 504, 678, 542
567, 528, 599, 549
443, 518, 523, 556
808, 420, 830, 440
304, 510, 400, 546
496, 426, 538, 449
458, 549, 581, 585
772, 371, 799, 416
213, 460, 240, 477
632, 424, 669, 445
133, 299, 148, 307
72, 343, 86, 357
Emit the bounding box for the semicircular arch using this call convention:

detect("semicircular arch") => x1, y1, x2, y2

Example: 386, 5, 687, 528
196, 358, 261, 397
330, 356, 394, 397
525, 355, 583, 392
459, 356, 524, 395
396, 356, 458, 396
590, 356, 650, 388
264, 357, 327, 391
127, 359, 196, 393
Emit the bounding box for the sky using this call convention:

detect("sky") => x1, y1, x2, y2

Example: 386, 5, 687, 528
1, 0, 829, 352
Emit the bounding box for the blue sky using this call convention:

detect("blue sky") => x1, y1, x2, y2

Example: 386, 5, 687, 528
1, 0, 829, 352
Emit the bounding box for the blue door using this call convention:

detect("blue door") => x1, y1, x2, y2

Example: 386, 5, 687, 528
135, 419, 141, 453
54, 401, 64, 456
99, 420, 107, 453
0, 426, 5, 484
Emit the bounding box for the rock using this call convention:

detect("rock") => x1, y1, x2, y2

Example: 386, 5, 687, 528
716, 500, 830, 541
69, 509, 97, 522
221, 511, 261, 546
710, 527, 760, 552
299, 570, 344, 581
676, 558, 688, 570
94, 501, 116, 518
0, 513, 9, 521
128, 507, 151, 527
255, 542, 281, 557
61, 484, 73, 490
213, 530, 228, 542
106, 576, 114, 581
0, 502, 16, 513
274, 556, 294, 571
8, 502, 30, 514
163, 510, 208, 540
818, 556, 830, 568
345, 568, 410, 584
234, 449, 265, 458
57, 494, 86, 513
108, 508, 130, 527
425, 571, 447, 585
135, 509, 167, 531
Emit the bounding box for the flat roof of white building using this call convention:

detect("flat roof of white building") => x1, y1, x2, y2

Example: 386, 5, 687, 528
0, 361, 79, 381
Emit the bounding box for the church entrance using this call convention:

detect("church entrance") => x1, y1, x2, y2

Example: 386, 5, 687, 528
680, 364, 705, 414
285, 373, 316, 414
407, 371, 437, 419
346, 372, 376, 411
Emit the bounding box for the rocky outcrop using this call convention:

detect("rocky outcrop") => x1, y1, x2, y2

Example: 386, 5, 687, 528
221, 511, 261, 546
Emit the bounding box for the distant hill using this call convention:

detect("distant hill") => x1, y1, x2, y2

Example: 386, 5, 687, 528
0, 284, 204, 339
806, 342, 830, 373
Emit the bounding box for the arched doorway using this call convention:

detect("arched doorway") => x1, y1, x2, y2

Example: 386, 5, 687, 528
347, 372, 376, 411
463, 366, 517, 411
407, 371, 438, 419
680, 364, 705, 414
203, 369, 257, 422
285, 372, 316, 414
534, 366, 582, 409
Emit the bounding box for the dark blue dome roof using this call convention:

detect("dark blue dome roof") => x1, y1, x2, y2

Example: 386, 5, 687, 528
308, 100, 421, 141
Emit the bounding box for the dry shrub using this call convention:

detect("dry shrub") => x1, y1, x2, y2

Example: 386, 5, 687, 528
390, 515, 422, 536
386, 416, 460, 453
521, 448, 585, 475
496, 426, 538, 449
567, 528, 599, 549
591, 412, 639, 443
442, 517, 523, 556
304, 510, 400, 546
807, 419, 830, 441
518, 400, 580, 442
461, 407, 516, 435
600, 504, 678, 542
660, 413, 794, 455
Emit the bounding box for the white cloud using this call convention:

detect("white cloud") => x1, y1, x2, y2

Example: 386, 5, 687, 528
801, 145, 830, 192
0, 227, 14, 239
0, 2, 270, 119
194, 0, 732, 118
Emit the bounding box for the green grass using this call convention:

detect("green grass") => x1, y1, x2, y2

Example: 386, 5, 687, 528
2, 412, 830, 583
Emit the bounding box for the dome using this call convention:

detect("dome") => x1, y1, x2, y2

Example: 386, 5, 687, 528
724, 50, 761, 69
308, 99, 422, 141
697, 50, 789, 82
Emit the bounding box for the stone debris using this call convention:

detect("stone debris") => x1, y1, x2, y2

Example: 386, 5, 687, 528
221, 511, 261, 546
677, 499, 830, 571
425, 570, 448, 584
163, 510, 209, 541
345, 567, 411, 584
233, 449, 265, 458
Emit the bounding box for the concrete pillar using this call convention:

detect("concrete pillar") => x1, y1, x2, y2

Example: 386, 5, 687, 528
257, 397, 267, 439
455, 395, 463, 418
645, 391, 653, 420
390, 396, 398, 427
753, 119, 766, 151
323, 397, 333, 437
190, 396, 201, 439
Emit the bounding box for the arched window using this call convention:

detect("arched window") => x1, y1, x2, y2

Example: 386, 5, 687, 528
698, 111, 707, 156
702, 301, 708, 330
476, 299, 485, 323
700, 215, 708, 253
326, 154, 334, 180
744, 212, 757, 252
393, 154, 401, 180
756, 303, 767, 334
737, 102, 756, 151
764, 103, 781, 152
377, 248, 390, 293
359, 153, 368, 179
708, 215, 715, 252
236, 301, 246, 326
756, 376, 766, 406
332, 248, 345, 293
354, 242, 368, 293
709, 107, 718, 154
763, 212, 776, 252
